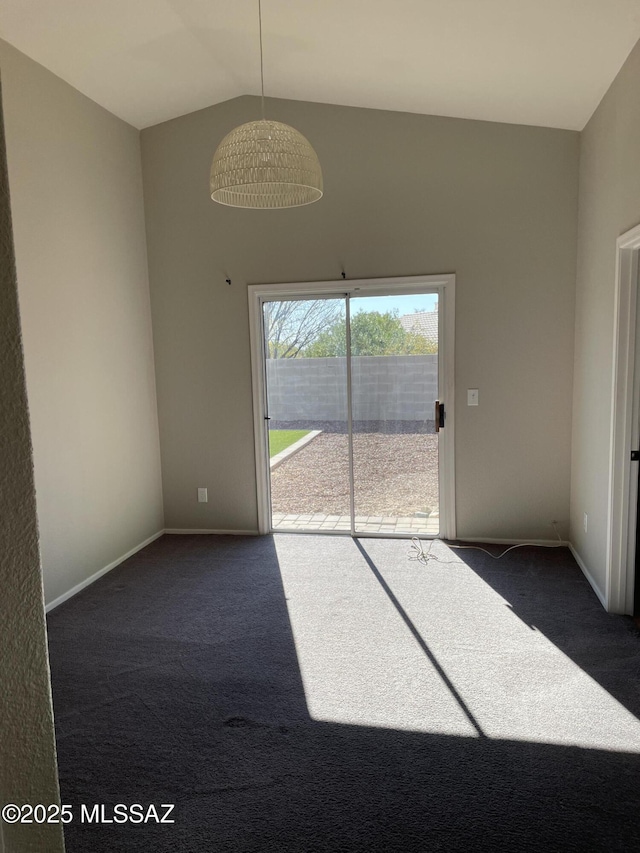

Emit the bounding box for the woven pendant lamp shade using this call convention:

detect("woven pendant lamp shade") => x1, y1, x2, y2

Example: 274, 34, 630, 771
210, 119, 323, 209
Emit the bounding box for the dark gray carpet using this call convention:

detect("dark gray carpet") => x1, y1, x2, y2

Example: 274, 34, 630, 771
47, 534, 640, 852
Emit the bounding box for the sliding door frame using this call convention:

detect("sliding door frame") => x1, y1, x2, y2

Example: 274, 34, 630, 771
248, 274, 456, 539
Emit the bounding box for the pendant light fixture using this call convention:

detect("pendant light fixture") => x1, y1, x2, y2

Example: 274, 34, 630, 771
210, 0, 323, 209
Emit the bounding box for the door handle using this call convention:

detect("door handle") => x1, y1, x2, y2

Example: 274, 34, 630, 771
435, 401, 445, 432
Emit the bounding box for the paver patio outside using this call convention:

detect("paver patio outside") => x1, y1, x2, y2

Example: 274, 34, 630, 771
272, 511, 439, 535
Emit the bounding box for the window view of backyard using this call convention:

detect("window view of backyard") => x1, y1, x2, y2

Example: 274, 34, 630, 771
264, 293, 439, 535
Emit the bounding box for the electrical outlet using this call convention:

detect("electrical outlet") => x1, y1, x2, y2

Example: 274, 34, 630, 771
198, 488, 208, 503
583, 512, 588, 533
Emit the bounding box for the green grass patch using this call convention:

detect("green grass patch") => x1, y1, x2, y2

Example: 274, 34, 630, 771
269, 429, 310, 458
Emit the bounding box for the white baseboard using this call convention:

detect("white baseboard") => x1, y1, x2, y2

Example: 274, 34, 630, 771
568, 543, 608, 609
45, 530, 164, 613
164, 528, 259, 535
451, 537, 568, 547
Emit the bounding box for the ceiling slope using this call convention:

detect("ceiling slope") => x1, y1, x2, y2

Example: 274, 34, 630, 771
1, 0, 639, 130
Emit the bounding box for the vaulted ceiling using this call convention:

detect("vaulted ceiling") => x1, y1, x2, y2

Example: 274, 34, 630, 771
1, 0, 639, 130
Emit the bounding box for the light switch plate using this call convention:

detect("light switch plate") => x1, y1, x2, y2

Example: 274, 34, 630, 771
467, 389, 479, 406
198, 488, 208, 503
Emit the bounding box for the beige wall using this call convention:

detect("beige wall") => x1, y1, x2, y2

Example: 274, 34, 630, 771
0, 78, 64, 853
142, 96, 579, 539
571, 39, 640, 596
0, 41, 164, 605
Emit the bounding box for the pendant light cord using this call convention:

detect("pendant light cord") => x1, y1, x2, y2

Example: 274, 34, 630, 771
258, 0, 266, 119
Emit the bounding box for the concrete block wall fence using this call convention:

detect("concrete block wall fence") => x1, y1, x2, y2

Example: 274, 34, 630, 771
266, 355, 438, 422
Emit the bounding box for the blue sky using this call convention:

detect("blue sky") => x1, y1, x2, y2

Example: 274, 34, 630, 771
350, 292, 438, 317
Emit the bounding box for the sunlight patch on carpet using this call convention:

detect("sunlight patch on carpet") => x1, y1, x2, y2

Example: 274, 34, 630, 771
275, 536, 640, 752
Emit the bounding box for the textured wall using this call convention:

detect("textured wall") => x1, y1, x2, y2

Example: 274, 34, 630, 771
0, 40, 164, 605
0, 81, 64, 853
266, 355, 438, 422
570, 38, 640, 599
142, 96, 578, 538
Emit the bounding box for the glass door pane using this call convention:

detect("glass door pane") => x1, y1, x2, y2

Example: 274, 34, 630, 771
263, 297, 351, 532
349, 292, 439, 536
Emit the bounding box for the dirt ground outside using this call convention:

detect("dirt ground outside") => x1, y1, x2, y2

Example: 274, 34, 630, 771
270, 426, 439, 518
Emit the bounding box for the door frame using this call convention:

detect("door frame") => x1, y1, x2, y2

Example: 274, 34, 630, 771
608, 223, 640, 614
248, 274, 456, 538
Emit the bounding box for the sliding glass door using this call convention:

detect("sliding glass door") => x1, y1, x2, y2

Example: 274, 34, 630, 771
265, 298, 351, 531
251, 276, 452, 538
350, 292, 439, 536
